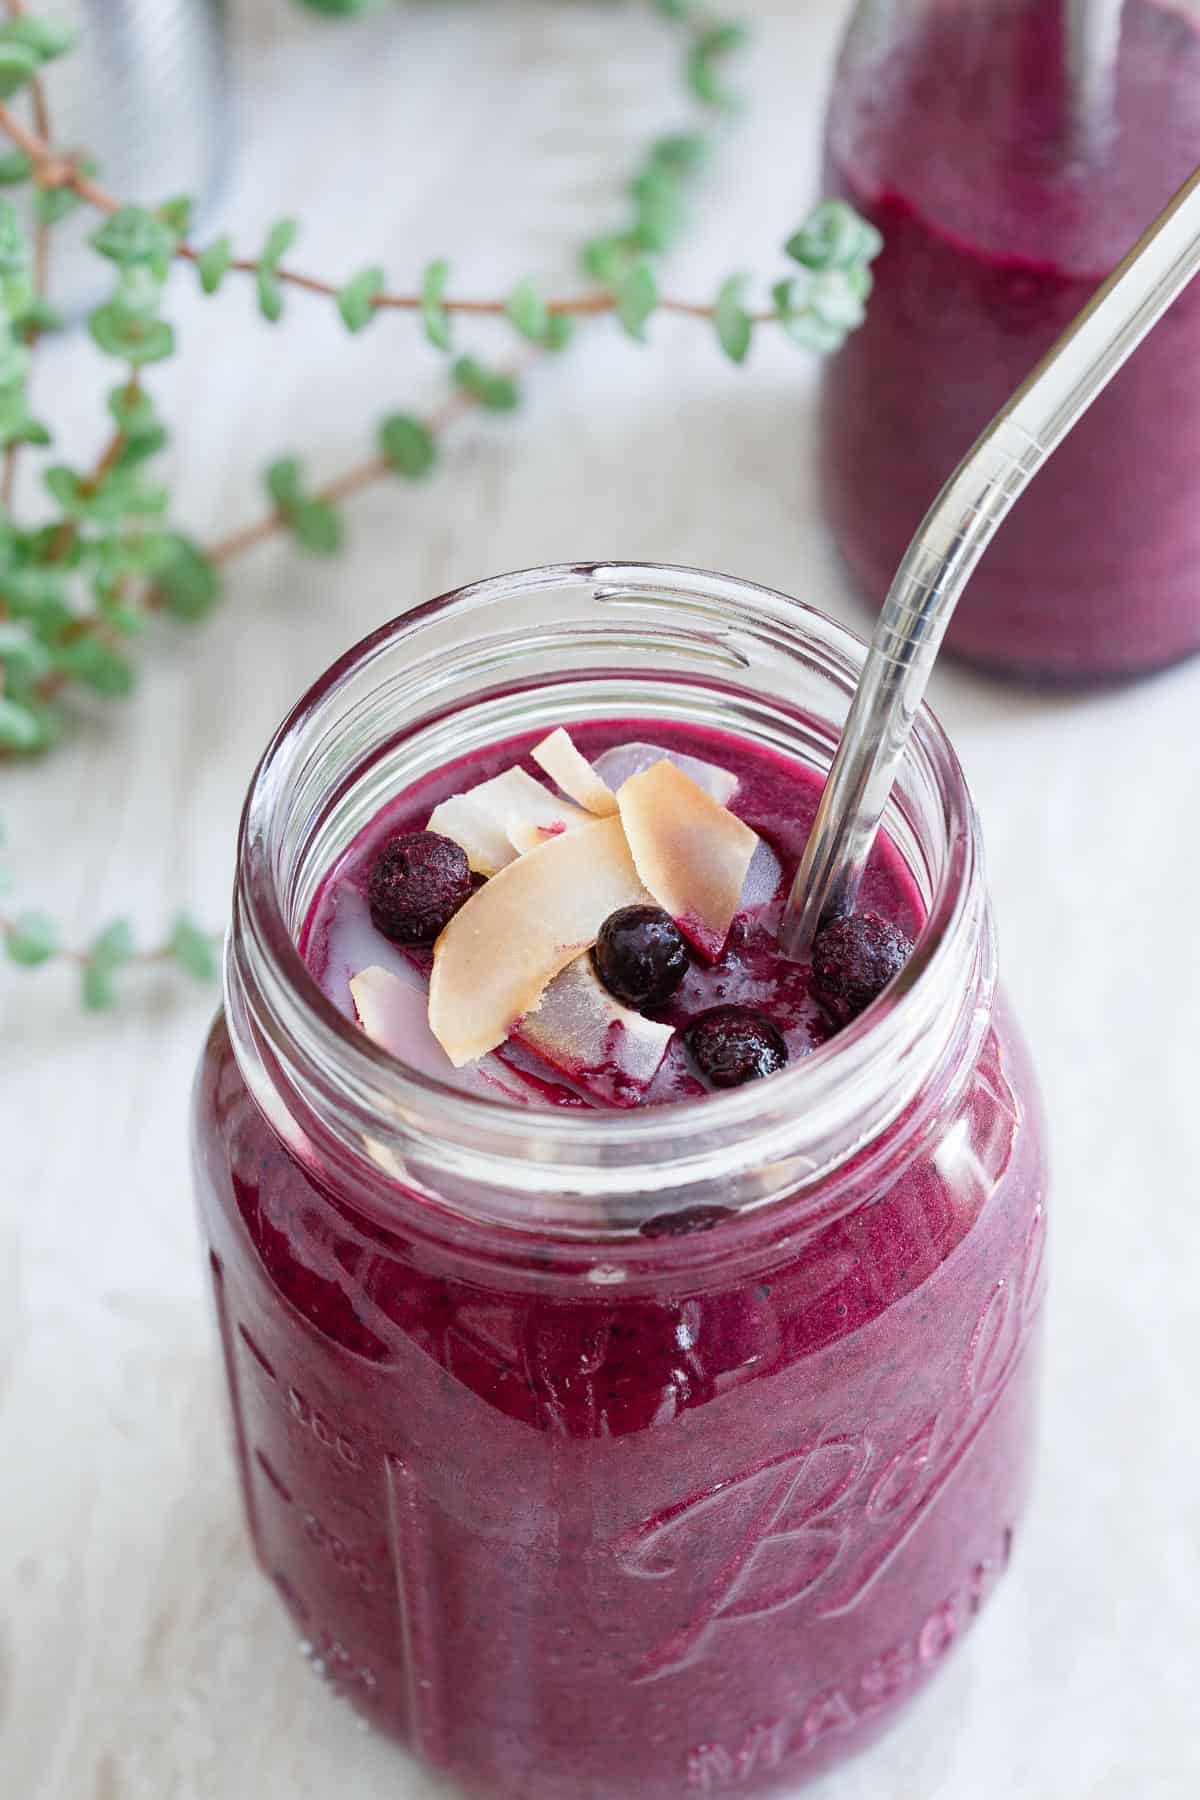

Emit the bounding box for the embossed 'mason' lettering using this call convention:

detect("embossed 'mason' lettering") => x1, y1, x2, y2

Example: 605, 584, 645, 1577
683, 1537, 1011, 1790
624, 1203, 1045, 1683
687, 1720, 788, 1792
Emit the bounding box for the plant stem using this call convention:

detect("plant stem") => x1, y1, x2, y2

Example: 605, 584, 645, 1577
207, 357, 529, 566
0, 914, 220, 970
1, 0, 53, 507
0, 101, 777, 328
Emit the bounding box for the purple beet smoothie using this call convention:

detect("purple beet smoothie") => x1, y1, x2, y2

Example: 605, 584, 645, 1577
193, 720, 1045, 1797
821, 0, 1200, 682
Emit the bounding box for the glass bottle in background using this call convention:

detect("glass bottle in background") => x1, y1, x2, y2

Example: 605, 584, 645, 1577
819, 0, 1200, 684
24, 0, 228, 319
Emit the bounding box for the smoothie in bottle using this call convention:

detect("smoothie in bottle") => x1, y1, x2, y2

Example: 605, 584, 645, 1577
820, 0, 1200, 682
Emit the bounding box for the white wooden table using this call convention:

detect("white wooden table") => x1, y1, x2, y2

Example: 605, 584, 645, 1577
3, 3, 1197, 1796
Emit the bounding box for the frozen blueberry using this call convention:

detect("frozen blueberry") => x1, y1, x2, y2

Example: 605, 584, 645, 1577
684, 1005, 788, 1089
367, 830, 472, 945
593, 905, 690, 1009
810, 910, 913, 1029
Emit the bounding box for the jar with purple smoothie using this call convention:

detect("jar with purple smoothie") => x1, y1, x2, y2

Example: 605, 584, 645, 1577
819, 0, 1200, 683
191, 563, 1047, 1797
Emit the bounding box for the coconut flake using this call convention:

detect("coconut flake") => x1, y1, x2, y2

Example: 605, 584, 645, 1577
425, 794, 514, 877
519, 954, 673, 1105
618, 759, 758, 962
531, 728, 618, 817
593, 742, 738, 807
429, 816, 652, 1065
348, 964, 534, 1101
429, 766, 591, 875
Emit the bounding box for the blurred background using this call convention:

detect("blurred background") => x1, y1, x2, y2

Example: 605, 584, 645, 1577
2, 3, 1196, 1797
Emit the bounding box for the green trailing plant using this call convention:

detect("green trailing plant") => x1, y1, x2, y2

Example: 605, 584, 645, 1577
0, 0, 882, 1009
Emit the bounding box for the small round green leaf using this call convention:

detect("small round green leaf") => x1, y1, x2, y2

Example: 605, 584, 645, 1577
580, 235, 629, 285
336, 266, 385, 332
292, 499, 343, 555
649, 133, 709, 174
614, 263, 658, 342
0, 151, 33, 186
0, 17, 76, 60
0, 197, 29, 276
0, 621, 51, 678
108, 384, 157, 434
378, 414, 437, 480
152, 533, 221, 622
196, 236, 233, 295
785, 201, 883, 274
714, 274, 753, 364
157, 195, 194, 242
265, 456, 304, 510
169, 913, 218, 982
420, 260, 453, 351
35, 184, 83, 226
256, 268, 283, 323
54, 636, 136, 698
541, 314, 573, 353
81, 918, 135, 1011
90, 207, 175, 267
451, 357, 519, 411
262, 218, 299, 264
88, 305, 175, 366
43, 464, 82, 512
686, 23, 749, 110
505, 279, 549, 345
5, 910, 58, 966
0, 693, 40, 749
0, 42, 38, 101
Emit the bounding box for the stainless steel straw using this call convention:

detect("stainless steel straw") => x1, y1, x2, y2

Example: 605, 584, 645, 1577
782, 162, 1200, 960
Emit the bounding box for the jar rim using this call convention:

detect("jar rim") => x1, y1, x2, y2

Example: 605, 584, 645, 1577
231, 562, 990, 1230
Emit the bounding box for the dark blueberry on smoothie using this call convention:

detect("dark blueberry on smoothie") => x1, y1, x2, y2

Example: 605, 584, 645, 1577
811, 910, 913, 1030
684, 1004, 789, 1088
593, 904, 690, 1009
366, 829, 471, 944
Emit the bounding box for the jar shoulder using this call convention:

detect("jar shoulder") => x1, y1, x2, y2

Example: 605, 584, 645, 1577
192, 997, 1046, 1439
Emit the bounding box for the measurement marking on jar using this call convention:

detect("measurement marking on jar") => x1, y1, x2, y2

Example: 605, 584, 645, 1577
237, 1324, 278, 1383
386, 1455, 450, 1768
302, 1510, 375, 1592
683, 1536, 1011, 1790
209, 1255, 262, 1553
302, 1629, 379, 1702
287, 1385, 362, 1469
255, 1450, 294, 1506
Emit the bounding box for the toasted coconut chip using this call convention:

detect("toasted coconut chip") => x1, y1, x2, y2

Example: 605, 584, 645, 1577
429, 766, 591, 875
618, 759, 758, 962
349, 964, 534, 1101
519, 954, 673, 1105
593, 742, 738, 807
531, 728, 618, 817
429, 816, 652, 1065
426, 793, 514, 877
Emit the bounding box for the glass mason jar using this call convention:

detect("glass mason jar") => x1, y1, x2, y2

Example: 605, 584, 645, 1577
192, 563, 1047, 1798
819, 0, 1200, 683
